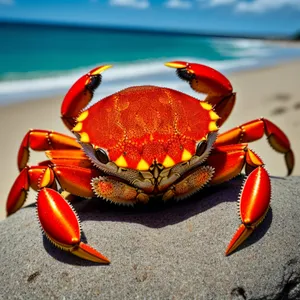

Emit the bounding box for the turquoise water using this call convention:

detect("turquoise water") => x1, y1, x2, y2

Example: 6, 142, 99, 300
0, 22, 235, 80
1, 21, 300, 104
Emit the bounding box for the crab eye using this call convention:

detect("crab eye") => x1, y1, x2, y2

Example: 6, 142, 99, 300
95, 148, 109, 164
176, 68, 195, 82
196, 140, 207, 157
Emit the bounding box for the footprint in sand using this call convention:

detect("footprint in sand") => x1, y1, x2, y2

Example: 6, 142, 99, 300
294, 102, 300, 110
273, 93, 291, 102
270, 106, 287, 116
268, 93, 300, 116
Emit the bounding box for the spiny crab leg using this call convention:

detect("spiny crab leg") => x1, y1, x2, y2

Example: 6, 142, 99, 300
6, 164, 100, 216
61, 65, 112, 130
165, 61, 236, 127
207, 144, 251, 185
215, 118, 295, 175
43, 149, 93, 168
37, 188, 110, 264
206, 144, 270, 255
6, 166, 54, 216
225, 166, 271, 255
18, 129, 81, 171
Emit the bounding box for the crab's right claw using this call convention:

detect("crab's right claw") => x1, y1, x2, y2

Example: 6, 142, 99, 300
37, 188, 110, 264
225, 166, 271, 255
165, 61, 235, 126
61, 65, 112, 130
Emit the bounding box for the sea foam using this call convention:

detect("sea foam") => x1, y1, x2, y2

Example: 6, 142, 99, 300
0, 57, 258, 105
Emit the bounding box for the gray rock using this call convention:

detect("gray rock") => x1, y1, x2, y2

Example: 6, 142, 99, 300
0, 176, 300, 300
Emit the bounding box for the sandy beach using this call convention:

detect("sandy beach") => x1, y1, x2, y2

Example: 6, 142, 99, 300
1, 60, 300, 221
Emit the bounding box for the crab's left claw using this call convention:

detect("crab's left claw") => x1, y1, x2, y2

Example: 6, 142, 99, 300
225, 166, 271, 255
37, 188, 110, 264
165, 61, 236, 126
61, 65, 112, 130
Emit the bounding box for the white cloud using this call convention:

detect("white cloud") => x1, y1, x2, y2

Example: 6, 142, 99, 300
236, 0, 300, 13
109, 0, 149, 9
197, 0, 237, 7
0, 0, 14, 5
165, 0, 192, 9
209, 0, 236, 6
198, 0, 300, 12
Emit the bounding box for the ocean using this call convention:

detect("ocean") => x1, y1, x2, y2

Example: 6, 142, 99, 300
1, 22, 300, 105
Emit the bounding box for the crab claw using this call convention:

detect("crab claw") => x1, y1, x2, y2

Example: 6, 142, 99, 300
61, 65, 112, 130
6, 167, 30, 216
165, 60, 232, 94
37, 188, 110, 264
225, 166, 271, 255
165, 61, 235, 126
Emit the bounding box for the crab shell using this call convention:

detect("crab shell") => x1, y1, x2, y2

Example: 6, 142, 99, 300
73, 85, 219, 192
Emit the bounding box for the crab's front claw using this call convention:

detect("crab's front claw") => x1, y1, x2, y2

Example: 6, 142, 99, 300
165, 61, 235, 126
61, 65, 112, 130
37, 188, 110, 264
225, 166, 271, 255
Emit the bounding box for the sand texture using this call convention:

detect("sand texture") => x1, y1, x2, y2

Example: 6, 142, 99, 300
0, 176, 299, 299
0, 60, 300, 221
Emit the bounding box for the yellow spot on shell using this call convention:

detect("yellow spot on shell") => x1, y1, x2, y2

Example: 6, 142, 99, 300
77, 111, 89, 122
162, 155, 175, 168
209, 121, 218, 132
72, 122, 83, 132
181, 148, 192, 161
200, 102, 212, 111
137, 159, 150, 170
209, 110, 220, 121
80, 132, 90, 143
115, 155, 128, 168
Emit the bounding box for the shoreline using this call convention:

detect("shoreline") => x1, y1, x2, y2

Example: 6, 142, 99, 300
1, 53, 300, 107
1, 58, 299, 221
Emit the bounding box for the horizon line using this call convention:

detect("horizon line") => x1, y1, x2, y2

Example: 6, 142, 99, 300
0, 18, 295, 40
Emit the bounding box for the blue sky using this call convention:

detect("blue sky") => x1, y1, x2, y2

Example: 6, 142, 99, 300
0, 0, 300, 36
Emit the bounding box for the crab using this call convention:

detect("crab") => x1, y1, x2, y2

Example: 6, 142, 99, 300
6, 61, 294, 264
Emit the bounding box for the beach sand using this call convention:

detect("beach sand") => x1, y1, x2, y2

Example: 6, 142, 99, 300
1, 60, 299, 221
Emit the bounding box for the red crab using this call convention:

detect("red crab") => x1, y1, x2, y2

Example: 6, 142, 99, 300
6, 61, 294, 264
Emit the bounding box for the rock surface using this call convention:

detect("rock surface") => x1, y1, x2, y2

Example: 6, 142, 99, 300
0, 176, 300, 300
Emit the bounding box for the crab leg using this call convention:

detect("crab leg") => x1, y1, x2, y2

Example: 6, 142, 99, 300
225, 166, 270, 255
43, 149, 93, 168
92, 176, 150, 205
162, 166, 215, 201
165, 61, 236, 126
6, 166, 55, 215
6, 164, 100, 216
61, 65, 112, 130
18, 129, 81, 171
215, 118, 294, 175
206, 144, 270, 255
37, 188, 110, 264
207, 144, 251, 185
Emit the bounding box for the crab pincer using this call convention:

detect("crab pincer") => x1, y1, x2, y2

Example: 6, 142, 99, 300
61, 65, 112, 130
165, 61, 236, 126
37, 188, 110, 264
225, 166, 271, 255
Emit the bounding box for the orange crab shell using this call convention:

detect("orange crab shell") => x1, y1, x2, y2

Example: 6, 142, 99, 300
73, 85, 219, 170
